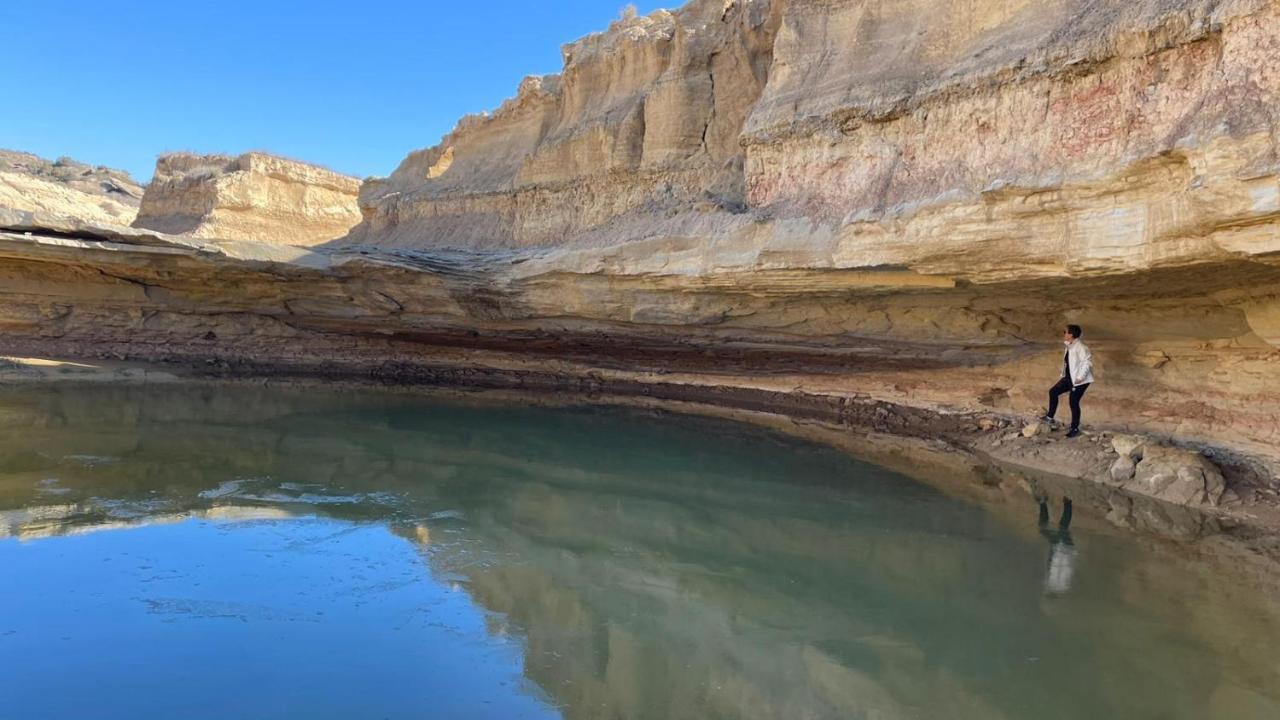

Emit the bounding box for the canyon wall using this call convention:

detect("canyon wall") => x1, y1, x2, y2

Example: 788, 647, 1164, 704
133, 152, 362, 246
348, 1, 782, 250
1, 0, 1279, 472
340, 0, 1280, 458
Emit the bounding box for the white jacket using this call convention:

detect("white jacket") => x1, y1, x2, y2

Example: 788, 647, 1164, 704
1060, 339, 1095, 387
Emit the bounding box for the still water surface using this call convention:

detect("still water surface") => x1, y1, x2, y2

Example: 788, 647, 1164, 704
1, 385, 1277, 719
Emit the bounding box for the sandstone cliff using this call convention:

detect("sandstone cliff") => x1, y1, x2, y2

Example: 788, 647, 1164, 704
132, 152, 362, 246
349, 1, 781, 249
1, 0, 1279, 504
0, 150, 142, 225
335, 0, 1280, 458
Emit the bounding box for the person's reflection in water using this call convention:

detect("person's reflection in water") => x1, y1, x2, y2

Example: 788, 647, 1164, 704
1038, 496, 1076, 595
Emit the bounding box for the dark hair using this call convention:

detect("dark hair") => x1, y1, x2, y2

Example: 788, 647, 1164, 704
1066, 324, 1083, 339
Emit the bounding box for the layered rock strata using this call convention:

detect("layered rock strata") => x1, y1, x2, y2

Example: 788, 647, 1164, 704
0, 150, 142, 225
132, 152, 362, 246
0, 0, 1279, 509
349, 1, 783, 249
341, 0, 1280, 461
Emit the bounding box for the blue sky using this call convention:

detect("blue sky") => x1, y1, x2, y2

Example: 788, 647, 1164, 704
1, 1, 664, 182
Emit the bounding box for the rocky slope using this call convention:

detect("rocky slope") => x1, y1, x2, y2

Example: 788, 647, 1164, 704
132, 152, 362, 246
0, 0, 1278, 511
0, 150, 142, 225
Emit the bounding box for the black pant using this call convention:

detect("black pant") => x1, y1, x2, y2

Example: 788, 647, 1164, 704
1048, 378, 1089, 429
1038, 497, 1074, 542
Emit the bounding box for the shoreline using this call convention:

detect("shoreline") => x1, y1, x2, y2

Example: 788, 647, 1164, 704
5, 354, 1279, 563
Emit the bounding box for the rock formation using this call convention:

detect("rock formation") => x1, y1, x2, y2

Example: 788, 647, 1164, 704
0, 150, 142, 225
349, 1, 781, 249
132, 152, 362, 246
340, 0, 1280, 462
0, 0, 1278, 508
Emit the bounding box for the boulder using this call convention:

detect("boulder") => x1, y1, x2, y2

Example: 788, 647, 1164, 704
1131, 445, 1227, 507
1112, 434, 1146, 460
1109, 456, 1137, 483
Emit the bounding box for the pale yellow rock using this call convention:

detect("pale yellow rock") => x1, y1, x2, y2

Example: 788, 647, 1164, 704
1112, 435, 1147, 460
346, 0, 782, 250
0, 150, 141, 226
133, 152, 361, 246
0, 173, 140, 226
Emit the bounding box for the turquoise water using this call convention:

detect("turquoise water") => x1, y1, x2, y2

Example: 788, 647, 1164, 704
0, 384, 1277, 719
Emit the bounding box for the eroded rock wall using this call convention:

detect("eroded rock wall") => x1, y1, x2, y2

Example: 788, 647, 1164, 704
133, 152, 362, 246
337, 0, 1280, 456
348, 0, 783, 249
347, 1, 1280, 271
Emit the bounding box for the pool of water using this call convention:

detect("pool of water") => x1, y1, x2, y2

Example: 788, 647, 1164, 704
1, 384, 1277, 719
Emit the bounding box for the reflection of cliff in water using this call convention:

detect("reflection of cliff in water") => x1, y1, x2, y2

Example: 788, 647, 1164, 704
1, 385, 1278, 719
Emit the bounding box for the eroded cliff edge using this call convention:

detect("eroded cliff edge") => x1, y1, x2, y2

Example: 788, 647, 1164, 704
134, 152, 362, 246
1, 0, 1279, 504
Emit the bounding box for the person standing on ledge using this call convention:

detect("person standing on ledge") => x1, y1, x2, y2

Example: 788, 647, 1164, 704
1042, 324, 1093, 438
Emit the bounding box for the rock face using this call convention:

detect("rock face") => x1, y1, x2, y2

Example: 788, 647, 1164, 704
0, 0, 1279, 490
349, 2, 781, 250
132, 152, 362, 246
1132, 444, 1228, 506
341, 0, 1280, 459
350, 0, 1280, 270
0, 150, 142, 225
